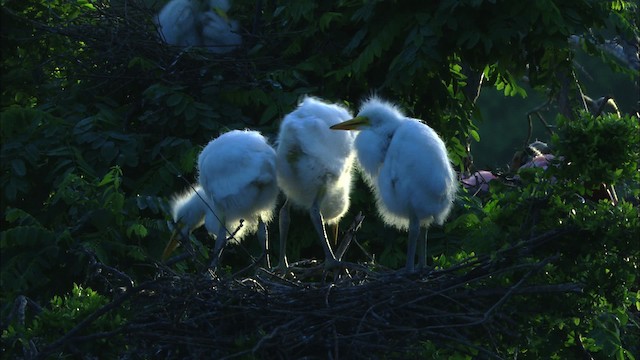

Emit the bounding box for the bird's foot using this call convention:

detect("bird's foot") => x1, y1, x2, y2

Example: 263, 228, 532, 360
323, 258, 358, 282
398, 263, 419, 276
203, 268, 219, 281
323, 257, 343, 270
272, 263, 288, 272
272, 262, 296, 278
398, 263, 434, 278
252, 253, 271, 270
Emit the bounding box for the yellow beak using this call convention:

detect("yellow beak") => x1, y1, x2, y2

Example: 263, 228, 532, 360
330, 116, 370, 130
213, 7, 230, 23
162, 229, 182, 260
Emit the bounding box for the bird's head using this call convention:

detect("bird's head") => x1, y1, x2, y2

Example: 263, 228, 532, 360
331, 97, 405, 132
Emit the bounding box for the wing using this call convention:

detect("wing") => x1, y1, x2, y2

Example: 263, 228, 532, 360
280, 100, 354, 176
378, 120, 457, 223
199, 130, 276, 199
157, 0, 200, 46
275, 100, 356, 208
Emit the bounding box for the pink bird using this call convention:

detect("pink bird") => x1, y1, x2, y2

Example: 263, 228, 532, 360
461, 170, 498, 194
519, 154, 556, 170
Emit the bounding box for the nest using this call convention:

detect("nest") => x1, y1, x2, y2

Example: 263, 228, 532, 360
26, 227, 581, 359
130, 268, 525, 359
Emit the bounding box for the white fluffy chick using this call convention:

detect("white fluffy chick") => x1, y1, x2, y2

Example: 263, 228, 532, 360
275, 97, 356, 269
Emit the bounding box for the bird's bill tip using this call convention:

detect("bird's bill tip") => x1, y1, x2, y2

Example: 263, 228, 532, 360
330, 116, 369, 130
213, 7, 230, 22
162, 231, 181, 260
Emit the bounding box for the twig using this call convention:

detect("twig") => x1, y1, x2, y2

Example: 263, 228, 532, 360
525, 99, 553, 147
335, 212, 365, 261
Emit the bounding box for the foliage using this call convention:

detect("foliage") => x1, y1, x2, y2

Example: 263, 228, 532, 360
1, 0, 638, 358
2, 284, 127, 358
552, 112, 640, 193
1, 165, 167, 305
445, 110, 640, 358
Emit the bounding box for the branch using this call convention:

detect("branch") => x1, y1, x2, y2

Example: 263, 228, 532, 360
35, 278, 168, 359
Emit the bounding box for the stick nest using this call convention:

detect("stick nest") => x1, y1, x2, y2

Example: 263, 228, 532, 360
79, 228, 575, 359
12, 228, 583, 359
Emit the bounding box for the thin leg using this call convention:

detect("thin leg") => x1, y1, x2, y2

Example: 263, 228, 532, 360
327, 222, 339, 246
210, 215, 228, 269
417, 227, 428, 269
277, 199, 291, 269
405, 214, 420, 272
257, 217, 270, 268
309, 197, 338, 268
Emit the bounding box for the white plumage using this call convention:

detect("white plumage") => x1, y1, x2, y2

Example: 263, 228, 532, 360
331, 97, 457, 271
164, 130, 279, 268
275, 97, 356, 268
156, 0, 242, 53
168, 185, 214, 243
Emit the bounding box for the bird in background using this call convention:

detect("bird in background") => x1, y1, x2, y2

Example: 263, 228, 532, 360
156, 0, 242, 53
463, 140, 556, 196
331, 97, 457, 272
461, 170, 498, 195
275, 97, 356, 270
163, 130, 279, 269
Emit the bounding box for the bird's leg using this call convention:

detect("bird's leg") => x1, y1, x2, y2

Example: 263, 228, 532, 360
257, 217, 270, 268
327, 222, 339, 246
276, 199, 291, 270
309, 196, 339, 268
210, 215, 228, 270
417, 227, 428, 269
405, 214, 420, 272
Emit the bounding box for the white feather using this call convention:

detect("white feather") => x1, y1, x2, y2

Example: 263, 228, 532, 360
275, 97, 356, 223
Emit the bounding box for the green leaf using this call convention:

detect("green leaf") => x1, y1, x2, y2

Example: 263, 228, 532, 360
469, 129, 480, 142
127, 224, 148, 238
11, 159, 26, 176
260, 104, 279, 125
166, 93, 183, 107
100, 141, 118, 162
184, 105, 197, 122
318, 12, 342, 31
5, 208, 40, 226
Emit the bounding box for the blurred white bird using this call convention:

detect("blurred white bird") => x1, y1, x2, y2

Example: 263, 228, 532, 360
331, 97, 457, 272
156, 0, 242, 53
163, 130, 279, 269
275, 97, 356, 269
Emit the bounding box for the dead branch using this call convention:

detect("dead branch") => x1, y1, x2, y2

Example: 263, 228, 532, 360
20, 227, 585, 359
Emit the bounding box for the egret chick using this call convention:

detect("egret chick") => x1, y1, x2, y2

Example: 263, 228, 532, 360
275, 97, 356, 269
164, 184, 256, 258
331, 98, 457, 272
199, 0, 242, 53
164, 130, 279, 269
163, 185, 214, 258
156, 0, 200, 47
157, 0, 241, 53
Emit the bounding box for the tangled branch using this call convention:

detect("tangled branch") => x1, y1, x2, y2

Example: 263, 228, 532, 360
28, 227, 581, 359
